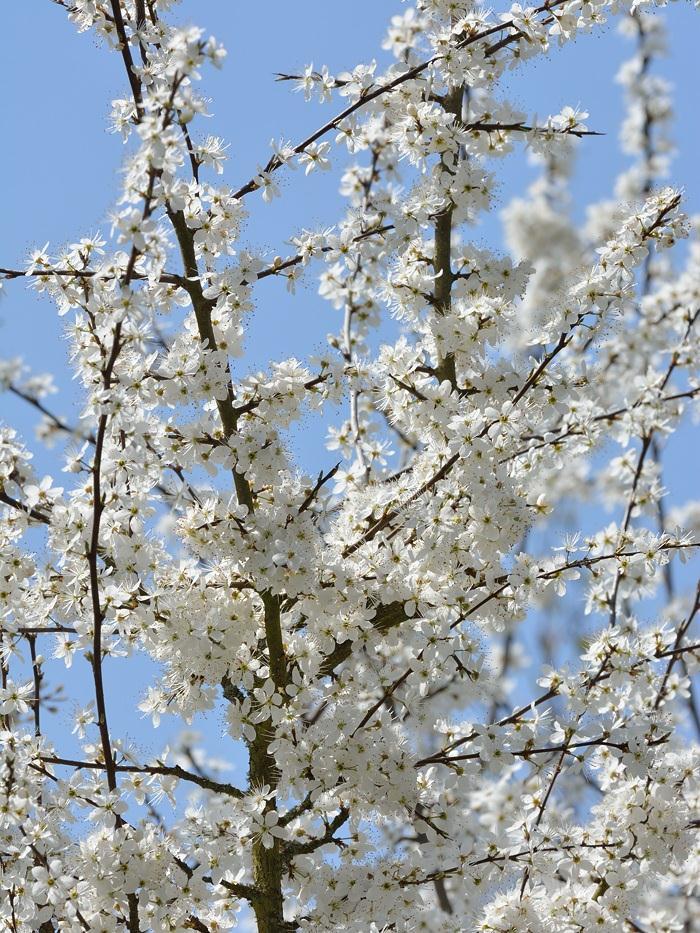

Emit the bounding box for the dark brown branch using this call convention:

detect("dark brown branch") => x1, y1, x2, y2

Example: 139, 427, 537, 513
0, 491, 51, 525
109, 0, 143, 118
40, 755, 244, 798
297, 463, 340, 515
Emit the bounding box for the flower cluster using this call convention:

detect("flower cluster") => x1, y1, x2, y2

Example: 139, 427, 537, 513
0, 0, 698, 931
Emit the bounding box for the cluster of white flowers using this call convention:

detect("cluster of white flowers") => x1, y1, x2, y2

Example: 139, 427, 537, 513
1, 0, 699, 930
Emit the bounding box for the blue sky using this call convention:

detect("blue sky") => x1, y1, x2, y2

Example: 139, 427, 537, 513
1, 2, 698, 786
3, 1, 699, 474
